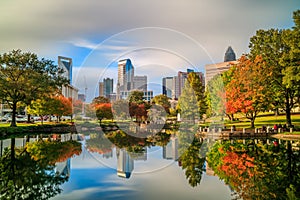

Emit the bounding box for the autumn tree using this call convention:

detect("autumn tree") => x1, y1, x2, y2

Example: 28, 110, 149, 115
151, 94, 171, 113
92, 96, 110, 104
249, 10, 300, 126
94, 103, 113, 125
226, 55, 273, 128
0, 50, 68, 127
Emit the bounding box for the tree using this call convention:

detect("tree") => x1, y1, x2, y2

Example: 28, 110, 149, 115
187, 72, 207, 119
51, 95, 72, 120
177, 81, 198, 123
73, 99, 83, 116
249, 10, 300, 126
94, 103, 113, 125
0, 50, 68, 127
128, 90, 144, 104
92, 96, 110, 104
151, 94, 171, 113
112, 99, 130, 121
226, 55, 273, 128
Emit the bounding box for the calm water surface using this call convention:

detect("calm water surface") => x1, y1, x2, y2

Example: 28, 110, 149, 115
0, 131, 299, 200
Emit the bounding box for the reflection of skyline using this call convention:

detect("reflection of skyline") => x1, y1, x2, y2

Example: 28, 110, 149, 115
116, 148, 134, 179
163, 137, 178, 161
56, 158, 71, 177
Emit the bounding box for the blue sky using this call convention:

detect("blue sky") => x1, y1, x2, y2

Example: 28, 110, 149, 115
0, 0, 299, 102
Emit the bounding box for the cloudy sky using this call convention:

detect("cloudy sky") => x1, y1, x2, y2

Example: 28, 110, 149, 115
1, 0, 299, 102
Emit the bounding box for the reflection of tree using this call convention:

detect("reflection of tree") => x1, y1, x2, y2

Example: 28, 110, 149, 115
105, 130, 171, 153
26, 139, 82, 164
207, 139, 300, 199
178, 128, 205, 187
0, 138, 70, 200
86, 133, 114, 154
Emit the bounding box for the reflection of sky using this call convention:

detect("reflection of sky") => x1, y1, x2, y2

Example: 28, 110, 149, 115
51, 144, 231, 200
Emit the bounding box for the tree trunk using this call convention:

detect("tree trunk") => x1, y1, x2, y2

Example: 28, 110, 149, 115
27, 114, 31, 123
250, 118, 255, 129
10, 102, 17, 127
285, 93, 292, 127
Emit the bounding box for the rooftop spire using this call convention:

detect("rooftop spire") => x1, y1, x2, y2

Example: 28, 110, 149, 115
224, 46, 236, 62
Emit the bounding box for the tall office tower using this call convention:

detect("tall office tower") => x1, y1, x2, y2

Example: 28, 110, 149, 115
173, 76, 179, 100
99, 78, 113, 98
162, 77, 174, 98
99, 82, 104, 97
133, 75, 147, 91
58, 56, 73, 84
205, 46, 237, 87
116, 148, 134, 179
118, 59, 134, 92
224, 46, 236, 62
58, 56, 78, 100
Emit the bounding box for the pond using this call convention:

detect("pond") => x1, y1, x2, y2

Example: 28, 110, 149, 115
0, 130, 299, 200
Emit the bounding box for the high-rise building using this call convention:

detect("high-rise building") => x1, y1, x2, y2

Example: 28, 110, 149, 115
58, 56, 73, 84
224, 46, 236, 62
205, 46, 237, 87
133, 75, 147, 91
99, 78, 113, 98
162, 77, 174, 98
118, 59, 134, 92
58, 56, 78, 100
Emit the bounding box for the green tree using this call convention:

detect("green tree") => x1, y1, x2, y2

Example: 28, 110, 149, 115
0, 50, 68, 127
177, 81, 198, 123
151, 94, 171, 113
128, 90, 144, 104
187, 72, 207, 119
249, 10, 300, 126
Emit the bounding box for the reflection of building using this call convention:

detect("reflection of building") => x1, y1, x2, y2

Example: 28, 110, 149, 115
58, 56, 78, 100
116, 148, 134, 178
99, 78, 114, 98
205, 160, 215, 176
55, 159, 71, 177
163, 137, 178, 160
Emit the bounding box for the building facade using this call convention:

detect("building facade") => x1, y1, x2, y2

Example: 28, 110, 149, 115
133, 75, 147, 92
99, 78, 113, 98
118, 59, 134, 92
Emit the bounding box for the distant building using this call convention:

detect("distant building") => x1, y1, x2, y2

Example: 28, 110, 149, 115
99, 78, 113, 98
162, 77, 174, 99
205, 46, 238, 87
120, 90, 153, 102
224, 46, 236, 62
58, 56, 73, 84
133, 75, 147, 91
118, 59, 134, 92
78, 94, 86, 102
58, 56, 78, 100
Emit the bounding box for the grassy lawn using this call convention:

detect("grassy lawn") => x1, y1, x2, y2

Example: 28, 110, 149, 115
224, 113, 300, 130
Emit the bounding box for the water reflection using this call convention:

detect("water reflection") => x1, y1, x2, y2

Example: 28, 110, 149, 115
0, 134, 82, 200
1, 130, 300, 200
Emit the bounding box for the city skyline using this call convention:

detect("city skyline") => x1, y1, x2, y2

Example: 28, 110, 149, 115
0, 1, 299, 102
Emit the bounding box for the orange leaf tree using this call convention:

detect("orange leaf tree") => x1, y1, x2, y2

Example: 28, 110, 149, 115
226, 55, 273, 128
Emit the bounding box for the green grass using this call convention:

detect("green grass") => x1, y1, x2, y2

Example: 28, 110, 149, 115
224, 113, 300, 130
